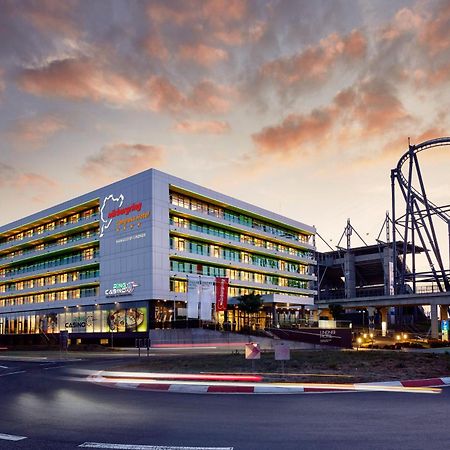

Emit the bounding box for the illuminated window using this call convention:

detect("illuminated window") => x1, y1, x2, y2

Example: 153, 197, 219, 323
59, 273, 68, 283
82, 248, 94, 260
170, 279, 187, 293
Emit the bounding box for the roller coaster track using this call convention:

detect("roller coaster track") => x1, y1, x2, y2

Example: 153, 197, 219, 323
392, 137, 450, 294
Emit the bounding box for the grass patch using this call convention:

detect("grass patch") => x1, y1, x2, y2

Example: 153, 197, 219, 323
113, 349, 450, 383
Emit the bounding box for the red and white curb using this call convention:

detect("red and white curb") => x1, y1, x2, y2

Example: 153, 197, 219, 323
86, 371, 450, 395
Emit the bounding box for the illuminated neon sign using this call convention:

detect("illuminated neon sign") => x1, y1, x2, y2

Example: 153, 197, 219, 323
105, 281, 139, 297
100, 193, 149, 237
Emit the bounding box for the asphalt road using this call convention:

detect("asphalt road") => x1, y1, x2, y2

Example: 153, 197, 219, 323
0, 354, 449, 450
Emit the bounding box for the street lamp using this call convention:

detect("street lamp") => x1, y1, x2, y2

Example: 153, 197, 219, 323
356, 337, 362, 351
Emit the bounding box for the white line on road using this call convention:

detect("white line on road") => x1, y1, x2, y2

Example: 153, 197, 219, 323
0, 433, 27, 441
0, 365, 8, 369
79, 443, 233, 450
0, 371, 26, 377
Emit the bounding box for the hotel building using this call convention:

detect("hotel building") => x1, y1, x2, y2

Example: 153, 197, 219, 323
0, 169, 316, 345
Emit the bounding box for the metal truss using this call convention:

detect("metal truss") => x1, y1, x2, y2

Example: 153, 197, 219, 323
391, 137, 450, 294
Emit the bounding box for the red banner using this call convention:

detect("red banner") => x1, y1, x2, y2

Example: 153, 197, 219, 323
215, 277, 229, 312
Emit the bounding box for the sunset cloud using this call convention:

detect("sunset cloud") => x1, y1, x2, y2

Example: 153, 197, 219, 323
142, 32, 170, 61
147, 77, 233, 115
12, 0, 79, 39
173, 120, 230, 134
252, 109, 335, 155
82, 143, 164, 181
8, 114, 67, 149
420, 1, 450, 54
179, 43, 228, 67
259, 29, 367, 89
17, 58, 142, 107
0, 68, 4, 95
147, 0, 248, 29
0, 162, 56, 190
253, 77, 411, 157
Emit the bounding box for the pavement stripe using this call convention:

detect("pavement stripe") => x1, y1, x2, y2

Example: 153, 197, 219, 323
0, 371, 26, 377
0, 365, 8, 369
358, 381, 402, 387
78, 443, 233, 449
0, 433, 27, 441
137, 383, 171, 391
168, 384, 209, 394
254, 385, 304, 394
401, 378, 444, 387
207, 385, 254, 393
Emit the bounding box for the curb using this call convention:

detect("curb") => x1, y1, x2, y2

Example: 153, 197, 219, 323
87, 372, 450, 395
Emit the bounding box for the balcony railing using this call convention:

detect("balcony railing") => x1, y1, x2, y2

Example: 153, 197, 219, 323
0, 233, 99, 266
0, 214, 100, 251
0, 252, 100, 280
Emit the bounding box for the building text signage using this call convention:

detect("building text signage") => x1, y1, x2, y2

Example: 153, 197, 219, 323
105, 281, 139, 297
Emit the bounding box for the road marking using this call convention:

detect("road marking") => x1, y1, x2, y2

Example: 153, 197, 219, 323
79, 443, 233, 450
0, 433, 27, 441
0, 365, 8, 369
0, 371, 26, 377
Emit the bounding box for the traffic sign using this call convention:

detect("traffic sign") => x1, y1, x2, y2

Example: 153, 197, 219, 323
245, 343, 261, 360
274, 342, 290, 361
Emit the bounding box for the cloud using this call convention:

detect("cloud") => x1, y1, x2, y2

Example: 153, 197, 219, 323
146, 0, 264, 55
252, 77, 410, 157
337, 78, 410, 135
252, 109, 335, 155
0, 68, 5, 94
0, 162, 56, 190
382, 128, 449, 159
8, 114, 67, 149
142, 31, 170, 61
17, 58, 142, 107
147, 0, 248, 30
259, 29, 367, 90
147, 76, 233, 115
179, 43, 228, 67
12, 0, 79, 39
420, 1, 450, 55
173, 120, 230, 134
82, 143, 164, 181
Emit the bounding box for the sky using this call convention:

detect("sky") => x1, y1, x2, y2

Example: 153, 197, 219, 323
1, 0, 450, 252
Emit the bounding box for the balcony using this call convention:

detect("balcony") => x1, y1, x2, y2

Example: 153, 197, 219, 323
169, 271, 316, 296
169, 249, 317, 282
0, 214, 100, 253
0, 276, 99, 299
169, 225, 315, 265
0, 234, 99, 268
0, 253, 100, 282
169, 205, 314, 251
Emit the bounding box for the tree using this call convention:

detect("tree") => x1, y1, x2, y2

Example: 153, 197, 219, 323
329, 303, 344, 320
237, 293, 263, 328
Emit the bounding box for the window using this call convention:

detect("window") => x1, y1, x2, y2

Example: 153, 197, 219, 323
59, 273, 68, 283
211, 245, 221, 258
170, 279, 187, 293
83, 248, 94, 260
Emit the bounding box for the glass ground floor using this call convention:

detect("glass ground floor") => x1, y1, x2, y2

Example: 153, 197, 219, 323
0, 299, 314, 346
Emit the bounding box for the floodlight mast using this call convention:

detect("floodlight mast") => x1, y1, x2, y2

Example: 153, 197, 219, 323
391, 137, 450, 295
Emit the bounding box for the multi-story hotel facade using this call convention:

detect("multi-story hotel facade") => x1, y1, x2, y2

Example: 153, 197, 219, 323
0, 169, 316, 345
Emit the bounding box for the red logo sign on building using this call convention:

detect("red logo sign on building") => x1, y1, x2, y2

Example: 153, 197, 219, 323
215, 277, 229, 312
